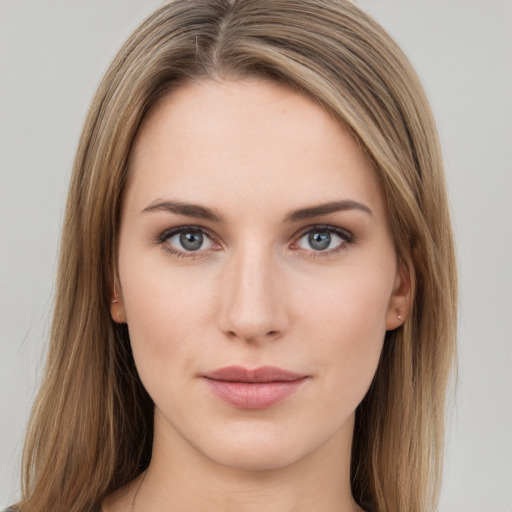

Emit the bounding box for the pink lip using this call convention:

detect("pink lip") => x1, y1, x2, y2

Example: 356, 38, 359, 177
202, 366, 308, 410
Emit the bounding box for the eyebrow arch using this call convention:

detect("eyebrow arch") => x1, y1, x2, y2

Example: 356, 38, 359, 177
141, 200, 223, 222
284, 200, 373, 223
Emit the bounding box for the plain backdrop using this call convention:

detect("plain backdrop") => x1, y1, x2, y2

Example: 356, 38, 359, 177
1, 1, 511, 510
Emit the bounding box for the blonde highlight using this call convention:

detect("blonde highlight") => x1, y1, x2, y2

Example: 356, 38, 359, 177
18, 2, 457, 511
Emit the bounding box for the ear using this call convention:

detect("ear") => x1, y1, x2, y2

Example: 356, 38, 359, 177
110, 279, 127, 324
385, 261, 411, 331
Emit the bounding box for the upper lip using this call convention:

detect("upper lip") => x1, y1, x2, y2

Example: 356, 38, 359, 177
203, 366, 306, 383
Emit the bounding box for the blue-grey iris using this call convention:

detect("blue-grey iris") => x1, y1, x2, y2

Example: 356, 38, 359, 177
309, 231, 331, 251
180, 231, 203, 251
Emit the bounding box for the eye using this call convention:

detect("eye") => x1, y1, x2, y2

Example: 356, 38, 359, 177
295, 226, 352, 253
160, 227, 216, 255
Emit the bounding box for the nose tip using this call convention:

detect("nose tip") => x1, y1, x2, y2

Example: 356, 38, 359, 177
218, 253, 289, 344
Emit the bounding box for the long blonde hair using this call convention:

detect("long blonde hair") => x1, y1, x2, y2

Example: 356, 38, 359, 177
18, 1, 457, 511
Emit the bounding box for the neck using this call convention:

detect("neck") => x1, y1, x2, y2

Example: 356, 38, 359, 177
133, 410, 361, 512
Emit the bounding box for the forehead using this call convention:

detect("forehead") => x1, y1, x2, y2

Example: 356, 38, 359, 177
126, 78, 385, 219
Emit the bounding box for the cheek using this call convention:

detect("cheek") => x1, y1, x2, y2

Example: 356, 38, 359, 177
118, 253, 217, 375
300, 265, 392, 389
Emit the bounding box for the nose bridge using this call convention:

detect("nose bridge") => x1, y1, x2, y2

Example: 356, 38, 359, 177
219, 241, 287, 342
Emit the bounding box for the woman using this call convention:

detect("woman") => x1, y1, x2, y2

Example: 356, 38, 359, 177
11, 1, 457, 511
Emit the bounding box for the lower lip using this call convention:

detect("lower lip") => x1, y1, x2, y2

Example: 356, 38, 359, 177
204, 378, 307, 410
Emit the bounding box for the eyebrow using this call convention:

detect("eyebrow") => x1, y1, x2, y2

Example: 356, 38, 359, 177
141, 200, 223, 222
284, 200, 373, 223
141, 198, 372, 223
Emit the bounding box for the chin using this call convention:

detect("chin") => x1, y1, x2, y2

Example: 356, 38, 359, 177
186, 419, 342, 473
204, 441, 309, 472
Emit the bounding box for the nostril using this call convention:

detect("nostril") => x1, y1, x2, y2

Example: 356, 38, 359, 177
225, 329, 281, 343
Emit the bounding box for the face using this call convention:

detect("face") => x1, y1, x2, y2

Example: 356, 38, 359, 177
113, 79, 408, 471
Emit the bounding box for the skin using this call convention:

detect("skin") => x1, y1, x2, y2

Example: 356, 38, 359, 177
105, 79, 409, 512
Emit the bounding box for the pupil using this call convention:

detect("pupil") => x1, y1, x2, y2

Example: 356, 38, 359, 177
180, 231, 203, 251
309, 231, 331, 251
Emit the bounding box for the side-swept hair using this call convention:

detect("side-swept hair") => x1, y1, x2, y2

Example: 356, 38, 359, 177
18, 1, 457, 511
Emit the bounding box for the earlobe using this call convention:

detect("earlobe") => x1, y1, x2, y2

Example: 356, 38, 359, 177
385, 262, 412, 331
110, 281, 127, 324
110, 299, 127, 324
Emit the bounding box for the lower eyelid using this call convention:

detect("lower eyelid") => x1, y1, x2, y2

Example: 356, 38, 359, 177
161, 245, 204, 258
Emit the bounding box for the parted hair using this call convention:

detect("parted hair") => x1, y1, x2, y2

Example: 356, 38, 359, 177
18, 1, 457, 511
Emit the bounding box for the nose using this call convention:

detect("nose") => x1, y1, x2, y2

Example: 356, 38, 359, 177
218, 247, 289, 344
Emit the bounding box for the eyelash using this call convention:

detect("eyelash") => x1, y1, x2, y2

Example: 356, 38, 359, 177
292, 224, 354, 258
156, 225, 219, 259
155, 224, 355, 259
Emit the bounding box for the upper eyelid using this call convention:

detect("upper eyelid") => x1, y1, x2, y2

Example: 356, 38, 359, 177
293, 224, 353, 241
158, 223, 351, 236
159, 225, 216, 241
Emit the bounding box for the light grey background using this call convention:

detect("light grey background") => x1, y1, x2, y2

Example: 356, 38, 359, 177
1, 1, 511, 510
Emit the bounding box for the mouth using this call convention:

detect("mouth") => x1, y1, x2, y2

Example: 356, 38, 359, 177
202, 366, 308, 410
